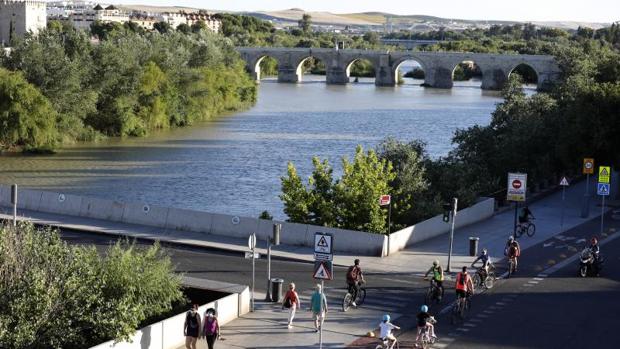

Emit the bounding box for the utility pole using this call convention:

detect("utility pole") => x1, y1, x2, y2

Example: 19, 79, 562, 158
446, 198, 458, 272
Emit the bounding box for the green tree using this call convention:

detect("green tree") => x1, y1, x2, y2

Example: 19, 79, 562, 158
0, 68, 57, 151
176, 23, 191, 34
191, 20, 207, 33
298, 13, 312, 33
153, 21, 172, 34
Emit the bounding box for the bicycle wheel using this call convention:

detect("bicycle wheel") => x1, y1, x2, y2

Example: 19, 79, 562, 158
508, 260, 514, 278
472, 272, 481, 287
485, 273, 495, 289
527, 223, 536, 237
342, 293, 352, 312
357, 288, 367, 306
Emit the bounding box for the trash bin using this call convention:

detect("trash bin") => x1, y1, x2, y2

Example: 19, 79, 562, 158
270, 278, 284, 303
469, 237, 479, 257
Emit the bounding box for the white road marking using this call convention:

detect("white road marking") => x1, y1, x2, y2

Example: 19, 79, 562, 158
496, 302, 506, 306
456, 328, 470, 332
528, 280, 539, 284
533, 277, 544, 281
464, 323, 477, 327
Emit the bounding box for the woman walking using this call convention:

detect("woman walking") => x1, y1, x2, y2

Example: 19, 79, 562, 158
282, 282, 300, 328
183, 304, 201, 349
202, 309, 220, 349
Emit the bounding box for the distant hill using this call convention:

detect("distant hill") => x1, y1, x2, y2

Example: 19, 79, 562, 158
115, 4, 609, 30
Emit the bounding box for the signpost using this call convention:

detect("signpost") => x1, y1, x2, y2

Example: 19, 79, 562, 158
507, 173, 527, 237
379, 195, 392, 256
10, 184, 17, 226
559, 177, 569, 228
265, 223, 281, 301
313, 232, 334, 349
597, 166, 611, 235
446, 198, 458, 272
581, 158, 595, 218
248, 233, 257, 312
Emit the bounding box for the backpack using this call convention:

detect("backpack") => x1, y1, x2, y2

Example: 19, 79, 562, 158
458, 273, 465, 286
283, 297, 292, 308
347, 266, 359, 282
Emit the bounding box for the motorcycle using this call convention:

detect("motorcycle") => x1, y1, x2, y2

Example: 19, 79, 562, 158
579, 247, 603, 277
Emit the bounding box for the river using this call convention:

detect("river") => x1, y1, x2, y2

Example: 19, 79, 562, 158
0, 75, 507, 219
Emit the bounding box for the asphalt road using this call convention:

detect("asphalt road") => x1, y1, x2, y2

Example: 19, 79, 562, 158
375, 211, 620, 349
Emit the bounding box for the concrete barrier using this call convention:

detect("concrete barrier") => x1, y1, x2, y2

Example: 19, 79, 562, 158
164, 208, 213, 234
89, 278, 248, 349
0, 185, 10, 208
121, 202, 169, 228
210, 212, 261, 239
17, 188, 42, 211
38, 191, 83, 216
80, 197, 125, 221
388, 197, 495, 255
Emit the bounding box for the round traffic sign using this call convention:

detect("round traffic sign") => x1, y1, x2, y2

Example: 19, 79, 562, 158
512, 179, 522, 189
585, 162, 593, 169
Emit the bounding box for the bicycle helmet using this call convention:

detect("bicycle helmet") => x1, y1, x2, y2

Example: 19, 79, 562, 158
432, 260, 439, 266
383, 314, 390, 322
421, 305, 428, 312
482, 248, 488, 255
591, 237, 598, 244
508, 236, 514, 242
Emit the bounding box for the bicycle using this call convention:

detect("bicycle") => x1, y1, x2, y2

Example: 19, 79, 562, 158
507, 256, 517, 278
471, 265, 495, 289
423, 278, 442, 305
450, 293, 471, 325
342, 282, 366, 312
375, 335, 400, 349
515, 219, 536, 238
414, 316, 437, 349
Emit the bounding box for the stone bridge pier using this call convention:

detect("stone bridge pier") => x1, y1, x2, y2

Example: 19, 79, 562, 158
237, 47, 562, 91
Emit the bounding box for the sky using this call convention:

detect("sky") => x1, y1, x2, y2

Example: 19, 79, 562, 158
117, 0, 620, 23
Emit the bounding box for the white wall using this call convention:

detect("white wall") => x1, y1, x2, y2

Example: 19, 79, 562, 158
388, 197, 495, 255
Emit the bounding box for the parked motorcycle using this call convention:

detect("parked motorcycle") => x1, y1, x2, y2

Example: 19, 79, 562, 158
579, 247, 603, 277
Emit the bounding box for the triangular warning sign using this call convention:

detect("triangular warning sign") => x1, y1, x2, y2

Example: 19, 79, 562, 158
314, 262, 331, 279
601, 168, 609, 176
317, 236, 328, 247
559, 177, 569, 186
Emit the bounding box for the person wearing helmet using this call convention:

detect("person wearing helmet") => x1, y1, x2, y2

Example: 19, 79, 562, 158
424, 260, 445, 301
416, 305, 437, 342
346, 259, 364, 307
379, 314, 400, 349
505, 236, 521, 273
471, 248, 492, 282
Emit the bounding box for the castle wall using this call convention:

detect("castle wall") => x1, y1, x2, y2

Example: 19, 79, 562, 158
0, 1, 46, 46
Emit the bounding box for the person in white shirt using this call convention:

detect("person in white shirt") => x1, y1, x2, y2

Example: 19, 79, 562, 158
378, 314, 400, 349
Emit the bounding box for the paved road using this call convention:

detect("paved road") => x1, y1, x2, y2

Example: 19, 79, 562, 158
345, 212, 620, 349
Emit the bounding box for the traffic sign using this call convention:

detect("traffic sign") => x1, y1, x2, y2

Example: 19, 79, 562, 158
248, 233, 257, 250
597, 183, 610, 196
313, 260, 333, 280
314, 252, 333, 261
245, 252, 260, 259
559, 177, 570, 186
507, 173, 527, 202
583, 158, 594, 174
379, 194, 391, 206
314, 233, 333, 254
599, 166, 610, 184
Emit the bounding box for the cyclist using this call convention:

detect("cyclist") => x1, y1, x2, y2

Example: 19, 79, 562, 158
423, 260, 444, 301
471, 248, 492, 283
455, 266, 474, 307
505, 236, 521, 272
589, 237, 601, 274
346, 259, 364, 307
518, 205, 534, 230
379, 314, 400, 349
416, 305, 437, 342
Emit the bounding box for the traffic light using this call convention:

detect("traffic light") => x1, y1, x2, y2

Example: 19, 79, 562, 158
443, 203, 452, 222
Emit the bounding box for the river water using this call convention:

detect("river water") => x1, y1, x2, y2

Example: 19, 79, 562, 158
0, 75, 505, 219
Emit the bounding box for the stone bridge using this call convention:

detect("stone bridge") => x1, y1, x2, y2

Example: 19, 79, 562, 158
236, 47, 562, 90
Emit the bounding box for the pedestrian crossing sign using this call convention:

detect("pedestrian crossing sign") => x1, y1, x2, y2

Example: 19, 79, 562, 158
313, 261, 333, 280
598, 183, 610, 196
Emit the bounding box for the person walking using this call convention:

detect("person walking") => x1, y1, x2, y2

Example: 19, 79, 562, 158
184, 304, 201, 349
310, 283, 328, 332
202, 309, 220, 349
282, 282, 300, 328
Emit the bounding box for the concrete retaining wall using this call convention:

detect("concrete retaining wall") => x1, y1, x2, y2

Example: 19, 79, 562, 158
89, 278, 248, 349
388, 197, 495, 255
0, 185, 493, 257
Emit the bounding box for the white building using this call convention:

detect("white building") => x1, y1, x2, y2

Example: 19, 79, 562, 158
70, 4, 129, 30
0, 0, 46, 46
47, 1, 98, 20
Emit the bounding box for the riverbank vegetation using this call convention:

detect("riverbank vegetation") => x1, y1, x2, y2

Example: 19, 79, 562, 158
0, 21, 256, 152
0, 222, 184, 348
281, 24, 620, 232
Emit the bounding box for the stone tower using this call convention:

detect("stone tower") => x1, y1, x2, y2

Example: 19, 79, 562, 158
0, 0, 46, 46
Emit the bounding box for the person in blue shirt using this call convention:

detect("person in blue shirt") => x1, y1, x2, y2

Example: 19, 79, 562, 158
471, 248, 492, 281
310, 284, 328, 332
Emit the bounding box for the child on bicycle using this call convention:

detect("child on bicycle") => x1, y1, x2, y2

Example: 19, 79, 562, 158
416, 305, 437, 342
379, 314, 400, 349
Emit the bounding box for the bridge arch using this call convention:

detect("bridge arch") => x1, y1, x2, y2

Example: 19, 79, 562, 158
392, 57, 428, 85
508, 63, 539, 87
451, 60, 483, 87
293, 55, 329, 82
345, 58, 378, 82
252, 55, 280, 81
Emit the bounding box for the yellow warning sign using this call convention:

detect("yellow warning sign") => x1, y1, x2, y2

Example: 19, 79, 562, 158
583, 158, 594, 174
599, 166, 610, 184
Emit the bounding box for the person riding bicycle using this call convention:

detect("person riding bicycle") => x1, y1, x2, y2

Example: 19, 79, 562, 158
455, 266, 474, 304
346, 259, 364, 307
424, 260, 445, 301
416, 305, 437, 342
505, 236, 521, 272
518, 205, 534, 228
379, 314, 400, 349
471, 248, 492, 281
